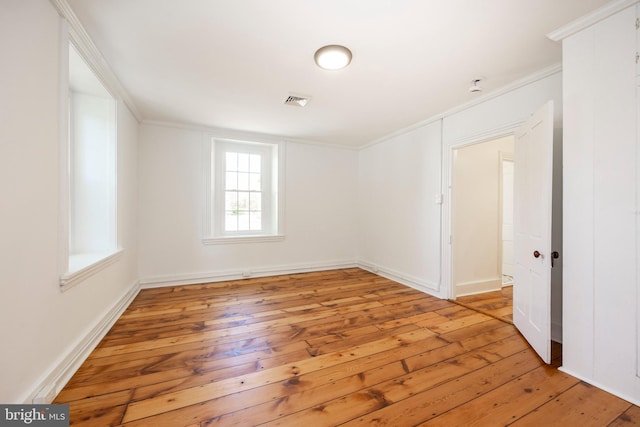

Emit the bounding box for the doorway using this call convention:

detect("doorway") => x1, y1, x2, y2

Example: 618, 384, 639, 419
451, 135, 515, 323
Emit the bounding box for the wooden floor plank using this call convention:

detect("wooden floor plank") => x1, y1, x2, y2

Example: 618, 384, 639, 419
50, 269, 638, 426
342, 348, 544, 427
455, 286, 513, 324
258, 341, 523, 427
120, 328, 436, 423
120, 334, 453, 427
422, 364, 579, 426
510, 382, 632, 427
609, 405, 640, 426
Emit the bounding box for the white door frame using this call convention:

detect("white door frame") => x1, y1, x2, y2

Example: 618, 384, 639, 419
499, 152, 515, 283
441, 123, 524, 300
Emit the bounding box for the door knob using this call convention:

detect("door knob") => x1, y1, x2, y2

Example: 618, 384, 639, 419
533, 250, 542, 258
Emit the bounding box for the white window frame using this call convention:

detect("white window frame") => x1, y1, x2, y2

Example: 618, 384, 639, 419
59, 25, 121, 291
203, 138, 285, 244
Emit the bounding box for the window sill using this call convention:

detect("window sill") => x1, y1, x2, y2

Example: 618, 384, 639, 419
202, 235, 285, 245
60, 249, 124, 291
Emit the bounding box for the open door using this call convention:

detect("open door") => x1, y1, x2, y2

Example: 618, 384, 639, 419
513, 101, 554, 363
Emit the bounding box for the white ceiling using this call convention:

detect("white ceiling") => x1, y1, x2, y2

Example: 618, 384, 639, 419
67, 0, 609, 148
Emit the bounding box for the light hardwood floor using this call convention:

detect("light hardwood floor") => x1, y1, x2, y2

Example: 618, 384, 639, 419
454, 286, 513, 324
55, 268, 639, 426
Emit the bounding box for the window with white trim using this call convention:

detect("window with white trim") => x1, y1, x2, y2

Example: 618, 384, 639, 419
62, 42, 119, 286
204, 138, 284, 244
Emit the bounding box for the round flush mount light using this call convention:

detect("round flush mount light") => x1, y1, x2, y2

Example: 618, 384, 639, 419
314, 45, 352, 71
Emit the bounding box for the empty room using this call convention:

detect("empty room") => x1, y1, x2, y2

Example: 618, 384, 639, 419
3, 0, 640, 425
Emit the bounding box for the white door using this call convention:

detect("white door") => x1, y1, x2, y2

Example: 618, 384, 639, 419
513, 101, 554, 363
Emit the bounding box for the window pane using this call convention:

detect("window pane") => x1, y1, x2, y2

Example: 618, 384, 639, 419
68, 44, 117, 265
249, 193, 261, 211
225, 211, 238, 231
213, 141, 278, 238
225, 172, 237, 190
250, 211, 262, 231
225, 191, 238, 211
249, 173, 261, 191
237, 211, 249, 230
238, 172, 249, 190
238, 153, 249, 172
226, 152, 237, 171
250, 154, 261, 173
238, 191, 250, 210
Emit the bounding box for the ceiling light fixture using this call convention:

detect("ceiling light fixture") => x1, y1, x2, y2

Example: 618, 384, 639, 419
314, 45, 352, 71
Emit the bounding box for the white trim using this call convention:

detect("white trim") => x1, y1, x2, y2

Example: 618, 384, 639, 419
47, 0, 142, 121
446, 120, 524, 149
357, 261, 442, 298
58, 18, 70, 278
143, 119, 359, 151
204, 137, 286, 241
547, 0, 639, 42
30, 280, 140, 404
361, 65, 561, 150
454, 278, 503, 298
213, 140, 276, 237
59, 249, 124, 291
202, 235, 286, 245
140, 260, 358, 288
557, 367, 640, 407
441, 127, 522, 300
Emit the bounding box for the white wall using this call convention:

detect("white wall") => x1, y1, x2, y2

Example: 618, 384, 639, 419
452, 136, 514, 297
357, 71, 562, 300
561, 3, 640, 404
0, 0, 139, 403
138, 124, 358, 285
357, 121, 443, 296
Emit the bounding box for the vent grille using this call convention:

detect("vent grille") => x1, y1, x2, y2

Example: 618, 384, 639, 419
284, 95, 310, 107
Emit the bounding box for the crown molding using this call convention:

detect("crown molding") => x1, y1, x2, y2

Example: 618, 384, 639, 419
360, 63, 562, 150
48, 0, 143, 122
547, 0, 639, 41
141, 119, 360, 151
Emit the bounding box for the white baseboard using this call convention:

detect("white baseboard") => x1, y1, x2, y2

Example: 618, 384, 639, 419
454, 278, 502, 298
356, 261, 442, 298
139, 260, 359, 289
558, 367, 640, 407
29, 280, 140, 404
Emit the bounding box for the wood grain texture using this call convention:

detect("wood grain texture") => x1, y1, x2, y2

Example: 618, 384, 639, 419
454, 285, 513, 324
54, 269, 637, 426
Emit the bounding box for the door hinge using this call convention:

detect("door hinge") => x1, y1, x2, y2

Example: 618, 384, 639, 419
636, 17, 639, 29
636, 52, 639, 64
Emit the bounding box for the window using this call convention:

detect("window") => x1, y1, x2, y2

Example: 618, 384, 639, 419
61, 43, 120, 288
204, 138, 285, 244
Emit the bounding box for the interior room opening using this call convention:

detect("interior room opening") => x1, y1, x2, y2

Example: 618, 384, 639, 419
451, 135, 515, 322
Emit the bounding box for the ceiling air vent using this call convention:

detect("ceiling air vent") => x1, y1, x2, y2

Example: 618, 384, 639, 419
284, 94, 311, 107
